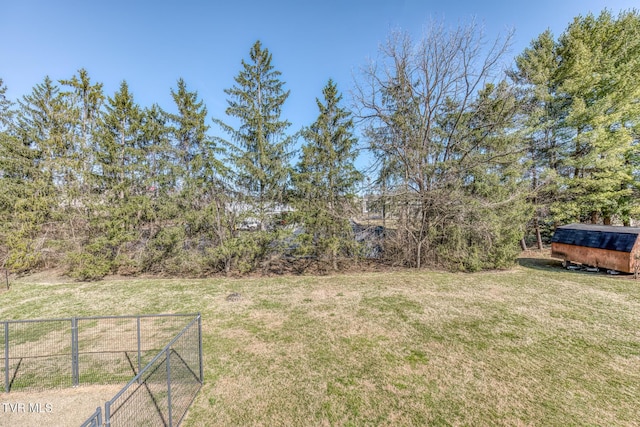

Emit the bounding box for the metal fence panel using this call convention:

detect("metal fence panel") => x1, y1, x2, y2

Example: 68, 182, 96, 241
168, 347, 202, 425
77, 317, 140, 384
2, 319, 73, 391
104, 316, 202, 427
139, 315, 194, 368
106, 351, 170, 427
0, 314, 202, 427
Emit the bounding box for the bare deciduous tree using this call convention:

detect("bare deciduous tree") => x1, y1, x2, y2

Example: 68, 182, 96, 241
354, 20, 529, 270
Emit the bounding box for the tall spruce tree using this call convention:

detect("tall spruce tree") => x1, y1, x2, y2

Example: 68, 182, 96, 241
57, 70, 105, 254
143, 103, 176, 218
59, 69, 104, 194
293, 79, 361, 270
158, 79, 229, 274
138, 102, 185, 272
78, 81, 146, 278
168, 78, 210, 187
0, 79, 34, 270
212, 41, 293, 273
1, 77, 67, 271
214, 40, 292, 229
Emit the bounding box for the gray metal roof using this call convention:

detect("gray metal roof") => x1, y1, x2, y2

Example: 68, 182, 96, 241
551, 223, 640, 252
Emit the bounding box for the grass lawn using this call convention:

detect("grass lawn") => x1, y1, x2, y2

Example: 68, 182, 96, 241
2, 256, 640, 426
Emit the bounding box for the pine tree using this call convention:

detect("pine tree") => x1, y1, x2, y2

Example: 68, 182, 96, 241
511, 30, 565, 246
78, 81, 146, 278
150, 79, 228, 274
143, 103, 176, 219
211, 41, 294, 273
59, 69, 104, 194
138, 103, 184, 272
168, 78, 210, 187
57, 69, 105, 254
214, 40, 292, 230
0, 78, 12, 129
293, 79, 361, 270
0, 77, 65, 271
518, 11, 640, 227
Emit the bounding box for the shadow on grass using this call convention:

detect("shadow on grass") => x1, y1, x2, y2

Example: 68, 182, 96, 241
517, 256, 564, 272
518, 255, 637, 279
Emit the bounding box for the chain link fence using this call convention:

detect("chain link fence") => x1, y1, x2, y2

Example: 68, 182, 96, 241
104, 315, 203, 426
0, 313, 203, 427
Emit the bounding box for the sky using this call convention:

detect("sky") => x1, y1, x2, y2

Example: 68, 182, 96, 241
1, 0, 638, 169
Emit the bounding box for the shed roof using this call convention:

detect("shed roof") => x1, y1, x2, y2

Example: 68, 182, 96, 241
551, 224, 640, 253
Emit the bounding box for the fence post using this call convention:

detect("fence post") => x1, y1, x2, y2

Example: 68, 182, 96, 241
166, 347, 173, 427
71, 318, 79, 386
198, 314, 203, 383
137, 316, 142, 379
4, 322, 9, 393
105, 401, 111, 427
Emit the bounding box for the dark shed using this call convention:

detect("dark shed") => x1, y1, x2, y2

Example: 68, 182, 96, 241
551, 223, 640, 273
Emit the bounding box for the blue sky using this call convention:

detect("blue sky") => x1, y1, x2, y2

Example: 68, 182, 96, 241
1, 0, 637, 164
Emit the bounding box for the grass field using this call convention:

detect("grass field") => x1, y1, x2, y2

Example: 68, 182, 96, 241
3, 256, 640, 426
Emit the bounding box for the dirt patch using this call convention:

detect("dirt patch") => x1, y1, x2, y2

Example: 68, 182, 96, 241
11, 268, 70, 285
0, 384, 121, 427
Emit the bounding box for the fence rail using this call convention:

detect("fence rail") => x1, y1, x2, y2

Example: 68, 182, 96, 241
80, 406, 102, 427
0, 313, 202, 427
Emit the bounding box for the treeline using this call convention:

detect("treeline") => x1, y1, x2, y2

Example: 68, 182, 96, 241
1, 11, 639, 278
0, 41, 361, 279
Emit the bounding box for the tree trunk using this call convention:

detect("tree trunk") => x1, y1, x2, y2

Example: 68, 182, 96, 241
534, 216, 543, 250
520, 238, 527, 251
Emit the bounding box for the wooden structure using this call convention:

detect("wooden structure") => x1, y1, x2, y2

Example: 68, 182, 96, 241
551, 224, 640, 273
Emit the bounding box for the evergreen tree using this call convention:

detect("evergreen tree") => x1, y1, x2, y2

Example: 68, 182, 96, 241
76, 81, 146, 278
0, 78, 13, 129
168, 78, 210, 187
138, 102, 184, 272
57, 69, 105, 254
515, 10, 640, 228
143, 103, 176, 218
554, 10, 640, 225
59, 69, 104, 194
150, 79, 228, 274
0, 77, 65, 271
511, 30, 565, 246
15, 77, 69, 188
214, 40, 292, 229
293, 79, 361, 270
212, 41, 293, 273
95, 81, 145, 201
